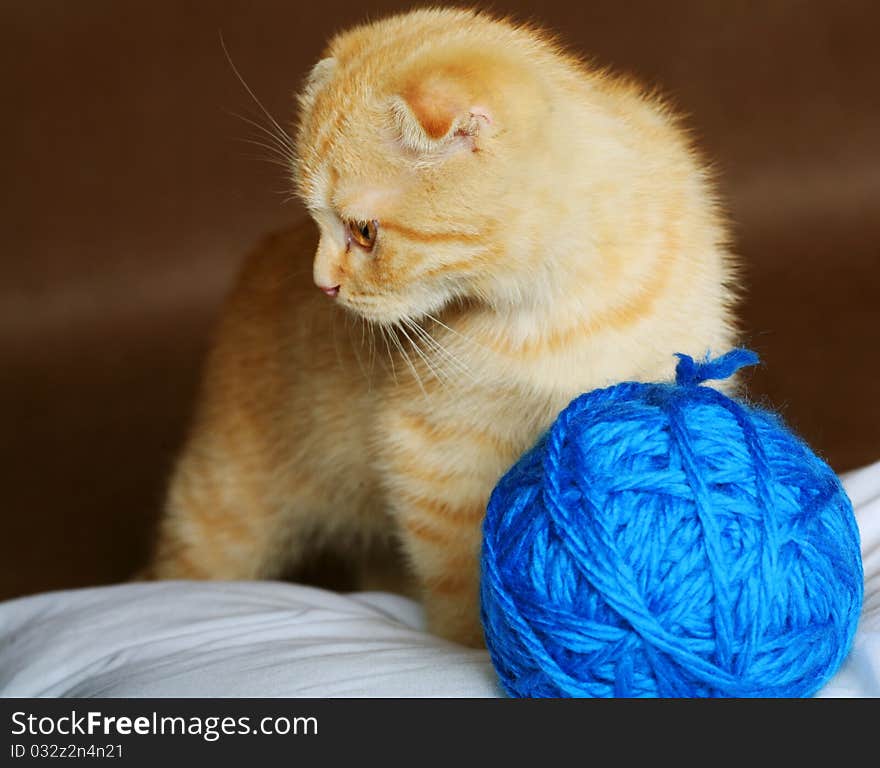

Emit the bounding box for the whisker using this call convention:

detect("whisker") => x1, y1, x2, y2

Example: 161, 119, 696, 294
220, 33, 296, 156
407, 318, 473, 382
388, 323, 427, 398
229, 111, 296, 160
346, 312, 369, 384
362, 316, 377, 380
399, 319, 450, 390
235, 138, 296, 171
424, 312, 487, 353
378, 325, 398, 384
402, 317, 466, 386
361, 316, 376, 376
330, 307, 345, 372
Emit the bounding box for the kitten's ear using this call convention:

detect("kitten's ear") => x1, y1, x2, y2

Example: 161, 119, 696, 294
297, 57, 337, 112
389, 68, 494, 156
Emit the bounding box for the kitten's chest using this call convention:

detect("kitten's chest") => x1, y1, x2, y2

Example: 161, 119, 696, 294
372, 373, 564, 490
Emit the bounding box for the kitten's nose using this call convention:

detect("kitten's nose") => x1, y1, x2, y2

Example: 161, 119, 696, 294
319, 284, 340, 298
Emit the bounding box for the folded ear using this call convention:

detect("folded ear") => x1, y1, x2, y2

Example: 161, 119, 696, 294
297, 57, 337, 113
389, 66, 494, 156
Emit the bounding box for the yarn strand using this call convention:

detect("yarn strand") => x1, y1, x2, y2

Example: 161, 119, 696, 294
674, 348, 759, 387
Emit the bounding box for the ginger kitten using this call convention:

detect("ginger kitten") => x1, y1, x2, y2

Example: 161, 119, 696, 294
146, 8, 737, 646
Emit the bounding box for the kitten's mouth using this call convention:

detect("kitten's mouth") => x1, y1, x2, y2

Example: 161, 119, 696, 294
342, 300, 406, 326
340, 286, 456, 327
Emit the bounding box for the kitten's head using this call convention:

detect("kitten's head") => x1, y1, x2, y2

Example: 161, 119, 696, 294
292, 8, 550, 324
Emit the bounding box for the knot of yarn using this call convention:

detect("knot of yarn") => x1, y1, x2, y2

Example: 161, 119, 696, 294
481, 350, 863, 698
674, 348, 759, 387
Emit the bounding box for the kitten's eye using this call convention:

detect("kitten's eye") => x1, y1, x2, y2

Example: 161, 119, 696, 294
348, 219, 378, 251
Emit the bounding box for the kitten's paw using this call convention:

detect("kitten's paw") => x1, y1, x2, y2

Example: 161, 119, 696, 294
424, 591, 486, 648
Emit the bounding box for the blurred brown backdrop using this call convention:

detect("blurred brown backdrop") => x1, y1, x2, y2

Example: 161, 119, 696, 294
1, 1, 878, 601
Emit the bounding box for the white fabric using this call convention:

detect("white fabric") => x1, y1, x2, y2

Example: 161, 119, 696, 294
1, 461, 878, 698
815, 460, 880, 697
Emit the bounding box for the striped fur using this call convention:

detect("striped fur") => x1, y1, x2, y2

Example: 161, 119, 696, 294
146, 8, 738, 647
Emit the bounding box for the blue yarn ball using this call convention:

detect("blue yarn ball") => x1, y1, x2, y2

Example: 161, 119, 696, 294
481, 350, 863, 698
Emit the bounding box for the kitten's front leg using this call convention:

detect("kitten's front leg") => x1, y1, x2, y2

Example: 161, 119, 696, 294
144, 412, 384, 584
143, 439, 305, 581
383, 415, 518, 648
377, 402, 528, 647
395, 491, 488, 647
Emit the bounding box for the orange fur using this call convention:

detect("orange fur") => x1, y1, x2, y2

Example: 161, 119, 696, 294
146, 8, 738, 647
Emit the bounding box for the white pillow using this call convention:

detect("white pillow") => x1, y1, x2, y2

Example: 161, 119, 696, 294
1, 461, 878, 698
0, 583, 500, 697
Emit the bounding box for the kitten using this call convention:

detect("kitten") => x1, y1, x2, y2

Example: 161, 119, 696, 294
145, 8, 738, 647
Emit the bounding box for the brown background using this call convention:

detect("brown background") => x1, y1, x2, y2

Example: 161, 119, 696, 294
2, 1, 878, 601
